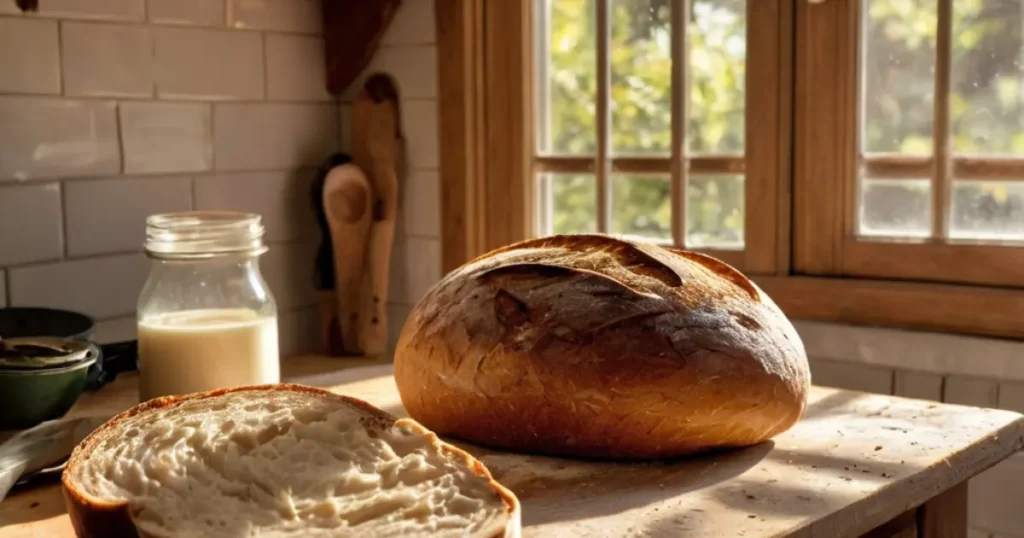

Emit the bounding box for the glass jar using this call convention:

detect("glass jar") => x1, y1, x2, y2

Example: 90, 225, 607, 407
137, 211, 279, 401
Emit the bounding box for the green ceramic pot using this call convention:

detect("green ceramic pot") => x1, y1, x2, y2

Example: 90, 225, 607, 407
0, 337, 99, 430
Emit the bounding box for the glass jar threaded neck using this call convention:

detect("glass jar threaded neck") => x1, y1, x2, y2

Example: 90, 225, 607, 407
144, 211, 267, 260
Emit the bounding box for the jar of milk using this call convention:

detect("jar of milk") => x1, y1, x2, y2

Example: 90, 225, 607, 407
137, 211, 279, 401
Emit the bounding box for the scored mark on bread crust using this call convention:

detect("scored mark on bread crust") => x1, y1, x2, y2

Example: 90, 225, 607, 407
482, 234, 685, 288
664, 247, 760, 301
493, 289, 530, 327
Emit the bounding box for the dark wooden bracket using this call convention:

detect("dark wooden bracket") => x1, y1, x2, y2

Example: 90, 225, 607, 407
322, 0, 403, 95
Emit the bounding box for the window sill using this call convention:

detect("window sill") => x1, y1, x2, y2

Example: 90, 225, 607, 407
753, 275, 1024, 342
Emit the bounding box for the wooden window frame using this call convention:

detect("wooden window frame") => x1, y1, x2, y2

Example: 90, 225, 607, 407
436, 0, 1024, 340
795, 0, 1024, 289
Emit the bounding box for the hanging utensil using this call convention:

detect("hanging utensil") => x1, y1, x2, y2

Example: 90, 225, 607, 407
351, 74, 402, 357
323, 164, 374, 356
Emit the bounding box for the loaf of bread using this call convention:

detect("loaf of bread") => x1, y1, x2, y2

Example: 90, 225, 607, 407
394, 234, 811, 459
61, 385, 520, 538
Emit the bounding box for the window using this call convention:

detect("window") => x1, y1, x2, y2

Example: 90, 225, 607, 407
530, 0, 787, 270
797, 0, 1024, 288
435, 0, 1024, 339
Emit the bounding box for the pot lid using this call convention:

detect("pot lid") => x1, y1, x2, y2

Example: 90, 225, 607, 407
0, 337, 96, 371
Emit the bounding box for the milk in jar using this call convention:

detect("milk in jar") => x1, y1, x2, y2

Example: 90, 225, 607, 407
137, 212, 279, 401
138, 309, 279, 401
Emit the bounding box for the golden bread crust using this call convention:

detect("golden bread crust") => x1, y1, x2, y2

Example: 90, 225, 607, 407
394, 234, 811, 459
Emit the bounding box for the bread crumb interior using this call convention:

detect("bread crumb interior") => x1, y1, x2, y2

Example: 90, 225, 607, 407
69, 390, 510, 538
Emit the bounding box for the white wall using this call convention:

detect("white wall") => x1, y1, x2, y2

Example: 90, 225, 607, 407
796, 320, 1024, 538
0, 0, 442, 357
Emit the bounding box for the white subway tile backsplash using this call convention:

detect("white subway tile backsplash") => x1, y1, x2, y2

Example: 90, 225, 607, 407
120, 102, 213, 174
944, 376, 999, 408
343, 46, 438, 100
0, 97, 119, 181
94, 316, 138, 344
0, 0, 440, 366
147, 0, 225, 26
227, 0, 321, 34
971, 454, 1024, 535
893, 370, 943, 402
214, 103, 338, 171
0, 183, 62, 266
382, 0, 436, 46
997, 382, 1024, 414
64, 176, 192, 257
793, 320, 1024, 383
386, 302, 412, 357
278, 307, 319, 357
402, 100, 439, 169
402, 170, 440, 237
194, 170, 316, 242
0, 18, 60, 94
36, 0, 145, 21
388, 237, 441, 305
153, 27, 263, 100
8, 253, 149, 319
261, 242, 316, 310
265, 34, 331, 101
808, 358, 894, 395
62, 22, 153, 98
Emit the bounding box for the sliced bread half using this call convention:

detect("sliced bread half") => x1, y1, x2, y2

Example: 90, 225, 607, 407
62, 384, 520, 538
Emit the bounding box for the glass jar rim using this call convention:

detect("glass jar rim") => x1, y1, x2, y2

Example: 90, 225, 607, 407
145, 211, 267, 259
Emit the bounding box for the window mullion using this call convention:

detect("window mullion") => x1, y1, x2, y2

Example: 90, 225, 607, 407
596, 0, 611, 233
671, 0, 688, 248
932, 0, 953, 241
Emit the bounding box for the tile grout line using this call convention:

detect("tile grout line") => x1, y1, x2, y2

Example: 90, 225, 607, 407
57, 180, 69, 261
260, 31, 269, 100
0, 91, 389, 106
0, 237, 316, 271
56, 19, 65, 95
0, 13, 323, 37
0, 166, 327, 185
209, 100, 218, 173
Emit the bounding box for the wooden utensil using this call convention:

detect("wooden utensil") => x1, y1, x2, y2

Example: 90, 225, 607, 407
351, 74, 402, 357
322, 164, 373, 356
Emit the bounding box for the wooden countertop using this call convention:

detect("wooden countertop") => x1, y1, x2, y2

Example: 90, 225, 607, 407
2, 355, 1023, 538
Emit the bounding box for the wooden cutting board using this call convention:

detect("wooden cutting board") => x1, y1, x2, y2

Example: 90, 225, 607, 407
2, 359, 1023, 537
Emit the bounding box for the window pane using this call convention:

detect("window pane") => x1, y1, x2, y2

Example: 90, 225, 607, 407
686, 174, 744, 248
951, 0, 1024, 154
537, 0, 597, 155
951, 181, 1024, 241
689, 0, 746, 154
610, 0, 672, 155
861, 0, 936, 154
546, 173, 597, 235
858, 179, 931, 238
610, 174, 671, 241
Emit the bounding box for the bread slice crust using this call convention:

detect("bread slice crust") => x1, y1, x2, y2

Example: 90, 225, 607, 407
62, 383, 520, 538
395, 234, 812, 459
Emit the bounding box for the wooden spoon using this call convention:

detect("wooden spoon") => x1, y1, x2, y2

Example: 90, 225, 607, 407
351, 74, 402, 357
322, 164, 373, 356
